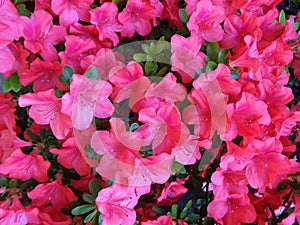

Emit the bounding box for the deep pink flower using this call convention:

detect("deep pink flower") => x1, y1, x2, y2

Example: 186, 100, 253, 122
118, 0, 156, 37
187, 0, 225, 42
27, 177, 77, 209
0, 149, 50, 182
91, 118, 142, 181
50, 137, 90, 176
157, 181, 188, 202
232, 92, 271, 137
0, 43, 29, 78
20, 58, 66, 92
51, 0, 93, 27
208, 194, 256, 224
0, 1, 24, 48
90, 2, 122, 46
58, 35, 97, 74
18, 89, 72, 139
23, 10, 67, 62
0, 130, 30, 163
96, 184, 139, 225
0, 93, 16, 131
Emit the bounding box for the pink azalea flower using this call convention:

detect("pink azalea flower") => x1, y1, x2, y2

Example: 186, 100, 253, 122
23, 10, 67, 62
187, 0, 225, 42
0, 149, 50, 182
157, 180, 188, 202
232, 92, 271, 137
90, 2, 122, 46
118, 0, 156, 37
18, 89, 72, 139
96, 184, 139, 225
0, 93, 16, 131
91, 118, 142, 181
171, 34, 205, 83
51, 0, 93, 27
142, 215, 188, 225
161, 0, 181, 28
0, 130, 30, 163
50, 137, 90, 176
62, 74, 113, 130
58, 35, 97, 74
20, 58, 66, 92
27, 176, 77, 209
0, 43, 29, 78
208, 194, 256, 224
0, 1, 25, 48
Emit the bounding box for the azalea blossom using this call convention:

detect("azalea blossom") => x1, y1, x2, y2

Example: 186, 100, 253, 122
0, 149, 50, 182
18, 89, 72, 139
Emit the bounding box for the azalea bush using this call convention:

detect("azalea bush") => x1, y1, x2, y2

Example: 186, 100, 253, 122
0, 0, 300, 224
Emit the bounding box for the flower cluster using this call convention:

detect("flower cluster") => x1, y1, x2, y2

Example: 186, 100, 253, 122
0, 0, 300, 224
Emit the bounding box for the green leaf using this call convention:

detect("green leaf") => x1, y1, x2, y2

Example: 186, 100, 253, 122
130, 123, 139, 132
142, 44, 152, 55
218, 49, 228, 64
184, 214, 200, 222
180, 200, 193, 219
84, 144, 100, 160
150, 42, 156, 55
9, 179, 18, 188
58, 75, 69, 87
71, 204, 95, 216
84, 66, 99, 80
16, 4, 31, 17
152, 205, 169, 215
179, 9, 189, 23
171, 160, 186, 175
0, 178, 8, 187
84, 210, 98, 223
206, 42, 220, 63
145, 61, 158, 76
230, 71, 240, 80
171, 204, 179, 220
26, 129, 41, 143
203, 217, 215, 225
62, 65, 74, 81
205, 61, 217, 72
89, 179, 101, 198
293, 22, 299, 32
83, 193, 95, 204
3, 73, 22, 93
156, 67, 169, 77
279, 10, 286, 25
133, 53, 147, 62
98, 213, 103, 225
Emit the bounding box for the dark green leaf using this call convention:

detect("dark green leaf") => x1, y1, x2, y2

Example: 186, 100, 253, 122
152, 205, 169, 215
279, 10, 286, 25
71, 204, 95, 215
9, 179, 18, 188
62, 65, 74, 81
83, 193, 95, 204
218, 50, 228, 64
16, 4, 31, 17
203, 217, 215, 225
84, 66, 99, 80
98, 213, 103, 225
184, 214, 200, 222
0, 178, 8, 187
89, 179, 101, 198
58, 75, 69, 87
206, 42, 220, 63
84, 210, 98, 223
145, 61, 158, 76
293, 22, 299, 32
179, 9, 189, 23
26, 129, 41, 143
